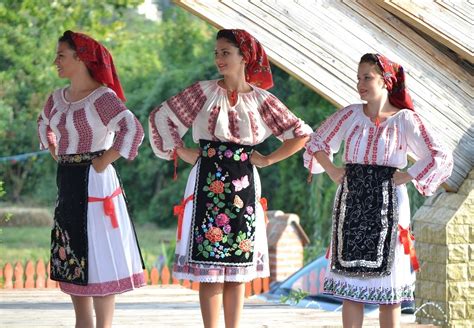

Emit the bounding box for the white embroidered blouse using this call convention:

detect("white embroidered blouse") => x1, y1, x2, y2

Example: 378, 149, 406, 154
149, 80, 312, 160
303, 104, 453, 196
37, 86, 144, 160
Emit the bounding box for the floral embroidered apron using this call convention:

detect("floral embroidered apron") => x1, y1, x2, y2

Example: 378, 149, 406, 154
189, 140, 256, 266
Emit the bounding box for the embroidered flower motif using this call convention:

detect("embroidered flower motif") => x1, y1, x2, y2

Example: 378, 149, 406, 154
205, 227, 224, 243
224, 149, 233, 158
208, 148, 216, 158
209, 180, 224, 194
246, 206, 254, 215
223, 225, 231, 234
216, 213, 230, 227
240, 152, 248, 161
58, 247, 67, 261
195, 235, 204, 243
233, 195, 244, 208
239, 239, 252, 252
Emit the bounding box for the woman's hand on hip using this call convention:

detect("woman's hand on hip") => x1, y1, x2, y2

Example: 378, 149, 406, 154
327, 166, 345, 185
176, 147, 200, 165
393, 171, 413, 186
250, 151, 271, 168
92, 156, 108, 173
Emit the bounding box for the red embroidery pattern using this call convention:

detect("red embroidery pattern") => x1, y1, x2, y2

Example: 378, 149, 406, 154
149, 106, 166, 153
344, 125, 360, 162
112, 117, 128, 155
38, 95, 57, 148
208, 106, 221, 140
57, 113, 69, 154
130, 117, 144, 159
352, 131, 363, 163
228, 110, 240, 141
324, 109, 353, 146
167, 82, 207, 128
413, 113, 436, 181
371, 127, 385, 164
94, 92, 126, 126
363, 127, 375, 164
44, 94, 54, 118
167, 118, 184, 148
73, 110, 93, 153
257, 95, 298, 137
59, 272, 145, 296
248, 111, 259, 144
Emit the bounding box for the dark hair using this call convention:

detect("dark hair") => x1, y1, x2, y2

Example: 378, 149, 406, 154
216, 29, 242, 55
359, 53, 382, 75
58, 30, 76, 51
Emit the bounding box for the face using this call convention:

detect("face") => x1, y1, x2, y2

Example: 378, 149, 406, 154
53, 42, 82, 79
214, 38, 245, 77
357, 62, 386, 102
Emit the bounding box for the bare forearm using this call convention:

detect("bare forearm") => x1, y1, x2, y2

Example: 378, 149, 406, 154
314, 151, 337, 173
48, 145, 58, 161
100, 149, 121, 166
92, 149, 121, 172
176, 147, 200, 165
267, 136, 309, 165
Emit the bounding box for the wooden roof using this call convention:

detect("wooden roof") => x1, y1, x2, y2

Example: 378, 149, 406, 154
376, 0, 473, 62
174, 0, 473, 192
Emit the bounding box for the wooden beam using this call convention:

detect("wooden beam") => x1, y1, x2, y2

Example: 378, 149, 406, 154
375, 0, 474, 62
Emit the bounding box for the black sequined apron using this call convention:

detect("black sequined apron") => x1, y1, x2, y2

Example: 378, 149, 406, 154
330, 164, 399, 278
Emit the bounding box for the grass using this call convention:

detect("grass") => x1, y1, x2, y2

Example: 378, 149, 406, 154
0, 224, 177, 271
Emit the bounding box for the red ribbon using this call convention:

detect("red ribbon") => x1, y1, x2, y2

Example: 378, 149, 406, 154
307, 156, 314, 183
399, 225, 420, 272
88, 187, 122, 229
174, 195, 194, 240
260, 197, 269, 225
325, 246, 330, 259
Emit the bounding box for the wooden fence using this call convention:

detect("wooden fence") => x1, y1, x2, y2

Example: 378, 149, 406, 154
0, 260, 270, 297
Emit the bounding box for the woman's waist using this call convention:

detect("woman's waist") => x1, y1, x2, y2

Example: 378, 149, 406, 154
58, 150, 104, 165
199, 139, 254, 163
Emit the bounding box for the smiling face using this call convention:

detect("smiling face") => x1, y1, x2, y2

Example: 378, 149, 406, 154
53, 42, 83, 79
214, 38, 245, 78
357, 62, 386, 103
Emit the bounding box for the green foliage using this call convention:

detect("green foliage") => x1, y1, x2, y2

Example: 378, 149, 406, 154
0, 0, 142, 202
280, 288, 309, 305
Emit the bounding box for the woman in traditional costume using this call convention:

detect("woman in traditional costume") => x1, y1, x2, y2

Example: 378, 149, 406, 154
149, 29, 311, 328
37, 30, 145, 328
303, 53, 453, 327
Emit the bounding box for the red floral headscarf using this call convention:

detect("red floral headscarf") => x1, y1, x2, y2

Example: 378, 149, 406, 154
69, 31, 126, 102
374, 54, 414, 111
227, 29, 273, 90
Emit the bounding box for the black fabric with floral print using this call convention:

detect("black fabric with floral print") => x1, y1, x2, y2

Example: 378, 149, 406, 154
50, 151, 103, 285
189, 140, 256, 266
331, 164, 399, 277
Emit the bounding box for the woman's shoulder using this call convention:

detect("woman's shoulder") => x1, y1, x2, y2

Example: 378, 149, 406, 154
334, 103, 362, 117
91, 86, 123, 104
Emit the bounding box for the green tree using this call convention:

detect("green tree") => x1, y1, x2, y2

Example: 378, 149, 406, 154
0, 0, 141, 202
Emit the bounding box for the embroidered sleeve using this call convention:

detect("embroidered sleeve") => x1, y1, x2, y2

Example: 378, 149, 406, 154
148, 82, 207, 160
37, 94, 57, 150
303, 106, 355, 174
405, 112, 453, 196
94, 92, 144, 160
258, 94, 312, 141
